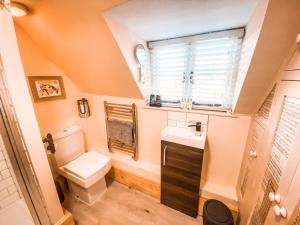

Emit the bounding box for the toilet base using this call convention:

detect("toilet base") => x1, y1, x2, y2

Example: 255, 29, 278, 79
68, 177, 107, 205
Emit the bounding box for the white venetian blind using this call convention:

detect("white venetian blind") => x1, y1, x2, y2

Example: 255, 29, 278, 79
149, 28, 244, 109
191, 36, 243, 108
150, 43, 188, 103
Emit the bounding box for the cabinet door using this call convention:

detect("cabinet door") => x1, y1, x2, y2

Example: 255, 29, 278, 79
238, 122, 266, 224
248, 81, 300, 225
238, 86, 277, 225
161, 140, 203, 217
264, 157, 300, 224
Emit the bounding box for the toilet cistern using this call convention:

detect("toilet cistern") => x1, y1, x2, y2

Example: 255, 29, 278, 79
50, 125, 112, 205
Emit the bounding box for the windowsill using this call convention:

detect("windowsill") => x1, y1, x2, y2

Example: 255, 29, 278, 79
142, 105, 240, 117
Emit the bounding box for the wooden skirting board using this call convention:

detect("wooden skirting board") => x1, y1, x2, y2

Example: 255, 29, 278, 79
54, 209, 75, 225
107, 166, 160, 199
107, 166, 239, 223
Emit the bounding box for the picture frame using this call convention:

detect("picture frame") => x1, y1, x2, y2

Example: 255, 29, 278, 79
28, 76, 66, 102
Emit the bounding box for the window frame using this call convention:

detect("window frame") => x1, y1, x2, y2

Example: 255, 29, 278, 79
148, 28, 245, 111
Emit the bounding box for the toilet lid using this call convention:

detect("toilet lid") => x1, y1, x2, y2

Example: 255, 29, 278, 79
64, 151, 111, 179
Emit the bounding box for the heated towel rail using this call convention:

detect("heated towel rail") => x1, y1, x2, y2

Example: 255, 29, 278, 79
104, 101, 138, 160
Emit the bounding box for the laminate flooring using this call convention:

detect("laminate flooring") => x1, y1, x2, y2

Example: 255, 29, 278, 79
63, 180, 203, 225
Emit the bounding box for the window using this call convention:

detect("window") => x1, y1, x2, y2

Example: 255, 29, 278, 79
149, 28, 244, 110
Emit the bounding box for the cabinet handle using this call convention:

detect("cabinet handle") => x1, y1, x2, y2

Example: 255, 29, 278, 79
163, 145, 167, 166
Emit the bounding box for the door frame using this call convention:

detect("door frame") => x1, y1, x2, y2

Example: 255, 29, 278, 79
0, 55, 51, 225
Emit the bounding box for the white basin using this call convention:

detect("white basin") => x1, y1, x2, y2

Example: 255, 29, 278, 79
161, 126, 206, 149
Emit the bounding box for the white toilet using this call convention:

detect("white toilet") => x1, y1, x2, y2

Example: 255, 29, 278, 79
51, 125, 111, 205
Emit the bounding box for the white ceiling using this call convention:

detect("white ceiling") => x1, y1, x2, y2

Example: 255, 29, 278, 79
104, 0, 258, 41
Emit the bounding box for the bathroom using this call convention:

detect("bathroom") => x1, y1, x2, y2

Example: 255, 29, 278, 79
0, 0, 300, 225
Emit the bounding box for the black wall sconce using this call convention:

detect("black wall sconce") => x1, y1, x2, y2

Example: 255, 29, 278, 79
77, 98, 90, 118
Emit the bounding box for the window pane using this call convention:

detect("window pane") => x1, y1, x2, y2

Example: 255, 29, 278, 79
150, 43, 188, 103
149, 29, 244, 109
191, 37, 242, 107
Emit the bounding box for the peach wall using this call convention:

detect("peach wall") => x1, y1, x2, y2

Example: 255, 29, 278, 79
232, 0, 268, 112
14, 0, 143, 99
233, 0, 300, 114
78, 94, 166, 164
78, 93, 251, 204
15, 22, 251, 204
12, 0, 251, 206
0, 10, 64, 223
14, 25, 83, 135
104, 13, 151, 99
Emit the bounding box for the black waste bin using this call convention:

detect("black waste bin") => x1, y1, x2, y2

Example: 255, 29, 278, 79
203, 199, 234, 225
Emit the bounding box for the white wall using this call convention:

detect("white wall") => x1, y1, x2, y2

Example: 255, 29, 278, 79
0, 9, 64, 224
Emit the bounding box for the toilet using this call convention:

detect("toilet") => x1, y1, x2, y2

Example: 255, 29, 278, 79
51, 125, 111, 205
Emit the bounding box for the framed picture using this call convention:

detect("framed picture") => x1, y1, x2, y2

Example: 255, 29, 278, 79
28, 76, 66, 102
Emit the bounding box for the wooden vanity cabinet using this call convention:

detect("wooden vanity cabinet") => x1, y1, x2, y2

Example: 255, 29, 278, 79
160, 140, 204, 218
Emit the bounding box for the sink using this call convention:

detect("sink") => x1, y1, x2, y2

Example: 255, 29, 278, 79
161, 126, 206, 149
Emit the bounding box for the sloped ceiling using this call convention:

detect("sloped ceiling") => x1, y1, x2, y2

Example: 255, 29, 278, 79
234, 0, 300, 114
14, 0, 143, 99
13, 0, 300, 113
104, 0, 258, 41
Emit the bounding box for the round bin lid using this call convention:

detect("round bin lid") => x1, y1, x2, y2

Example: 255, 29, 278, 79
204, 199, 232, 223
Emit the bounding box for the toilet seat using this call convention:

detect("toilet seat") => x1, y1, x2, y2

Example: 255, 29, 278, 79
64, 151, 110, 179
57, 151, 111, 188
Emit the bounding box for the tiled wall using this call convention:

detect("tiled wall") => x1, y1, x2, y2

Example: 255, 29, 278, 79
0, 135, 21, 210
167, 111, 209, 131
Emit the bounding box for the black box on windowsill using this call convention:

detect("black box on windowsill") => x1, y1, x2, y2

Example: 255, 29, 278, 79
149, 94, 162, 107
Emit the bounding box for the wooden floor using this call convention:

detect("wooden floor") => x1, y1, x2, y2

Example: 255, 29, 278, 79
63, 180, 203, 225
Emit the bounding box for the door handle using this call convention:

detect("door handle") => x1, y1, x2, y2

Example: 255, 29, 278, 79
273, 205, 287, 218
269, 192, 281, 204
163, 145, 167, 166
250, 150, 257, 158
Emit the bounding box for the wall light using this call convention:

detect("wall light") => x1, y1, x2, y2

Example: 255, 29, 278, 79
77, 98, 90, 118
10, 1, 28, 17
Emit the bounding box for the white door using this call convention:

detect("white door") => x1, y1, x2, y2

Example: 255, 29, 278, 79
265, 157, 300, 224
239, 86, 278, 225
263, 81, 300, 224
247, 81, 300, 225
